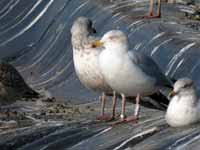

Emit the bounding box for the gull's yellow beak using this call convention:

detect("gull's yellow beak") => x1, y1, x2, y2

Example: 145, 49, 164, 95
168, 91, 177, 98
92, 40, 104, 48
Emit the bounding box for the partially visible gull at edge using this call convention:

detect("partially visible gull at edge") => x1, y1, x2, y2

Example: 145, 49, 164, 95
166, 78, 200, 127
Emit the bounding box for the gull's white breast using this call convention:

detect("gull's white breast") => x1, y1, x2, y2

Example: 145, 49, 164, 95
166, 95, 199, 127
73, 49, 112, 92
99, 50, 157, 96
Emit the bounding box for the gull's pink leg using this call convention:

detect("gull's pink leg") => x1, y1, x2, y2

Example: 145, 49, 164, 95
121, 93, 126, 120
101, 92, 106, 116
112, 94, 127, 125
113, 94, 140, 125
97, 92, 107, 120
149, 0, 154, 17
111, 91, 117, 120
157, 0, 161, 18
125, 94, 140, 123
145, 0, 161, 18
97, 92, 116, 121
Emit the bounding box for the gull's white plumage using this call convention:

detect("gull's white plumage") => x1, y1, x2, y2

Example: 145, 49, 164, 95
99, 30, 171, 96
166, 78, 200, 127
71, 17, 115, 121
71, 17, 112, 93
97, 30, 172, 122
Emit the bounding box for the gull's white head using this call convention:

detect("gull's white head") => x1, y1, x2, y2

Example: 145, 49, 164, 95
166, 78, 199, 127
169, 78, 195, 98
71, 17, 96, 36
94, 30, 129, 51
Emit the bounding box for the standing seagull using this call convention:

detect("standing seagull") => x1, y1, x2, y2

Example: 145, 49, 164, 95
71, 17, 116, 121
0, 61, 39, 106
166, 78, 200, 127
94, 30, 172, 123
147, 0, 176, 18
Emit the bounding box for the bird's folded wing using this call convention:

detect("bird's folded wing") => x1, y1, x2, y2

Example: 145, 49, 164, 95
128, 50, 173, 88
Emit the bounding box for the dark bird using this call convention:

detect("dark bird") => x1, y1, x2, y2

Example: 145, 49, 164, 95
0, 61, 39, 105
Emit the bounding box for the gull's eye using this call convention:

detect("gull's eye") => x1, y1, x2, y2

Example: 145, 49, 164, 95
184, 81, 193, 88
184, 84, 188, 88
180, 83, 187, 89
182, 83, 191, 89
91, 44, 96, 48
109, 36, 115, 40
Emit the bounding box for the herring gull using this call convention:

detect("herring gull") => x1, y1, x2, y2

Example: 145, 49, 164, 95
94, 30, 172, 123
166, 78, 200, 127
71, 17, 116, 121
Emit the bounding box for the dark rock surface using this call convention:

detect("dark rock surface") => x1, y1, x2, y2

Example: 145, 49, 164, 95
0, 0, 200, 149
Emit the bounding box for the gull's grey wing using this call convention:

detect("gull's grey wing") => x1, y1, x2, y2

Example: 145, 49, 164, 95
128, 51, 173, 88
